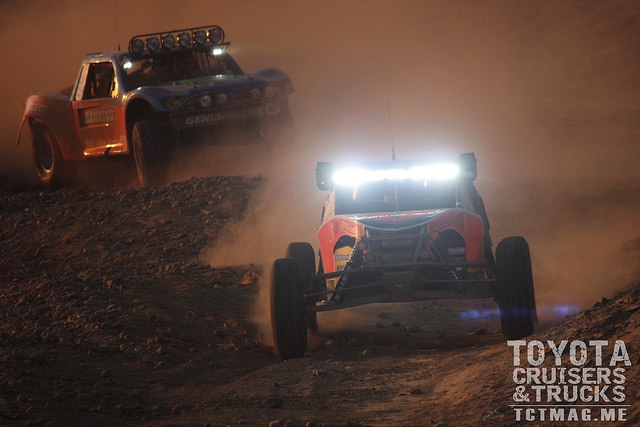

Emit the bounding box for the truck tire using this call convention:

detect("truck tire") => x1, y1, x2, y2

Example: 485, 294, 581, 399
32, 125, 71, 189
131, 121, 170, 187
271, 258, 307, 360
496, 236, 537, 339
286, 242, 318, 332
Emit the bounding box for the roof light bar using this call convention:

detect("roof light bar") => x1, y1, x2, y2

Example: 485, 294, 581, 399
128, 25, 226, 58
332, 163, 460, 187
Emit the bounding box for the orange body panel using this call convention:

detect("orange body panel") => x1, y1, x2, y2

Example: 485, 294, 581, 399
19, 94, 129, 160
72, 100, 128, 156
318, 209, 485, 274
318, 217, 366, 273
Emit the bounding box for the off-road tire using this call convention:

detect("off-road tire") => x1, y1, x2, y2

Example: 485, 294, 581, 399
271, 258, 307, 360
286, 242, 318, 332
32, 124, 72, 189
131, 121, 171, 187
496, 236, 537, 339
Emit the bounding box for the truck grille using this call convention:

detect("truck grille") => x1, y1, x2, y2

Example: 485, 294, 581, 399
362, 227, 465, 266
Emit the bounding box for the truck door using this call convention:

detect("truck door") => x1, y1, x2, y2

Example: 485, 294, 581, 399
72, 61, 128, 156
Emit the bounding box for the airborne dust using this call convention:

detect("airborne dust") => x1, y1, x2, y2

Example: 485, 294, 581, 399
1, 1, 639, 334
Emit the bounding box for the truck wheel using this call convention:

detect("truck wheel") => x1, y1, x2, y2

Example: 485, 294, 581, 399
496, 236, 537, 339
286, 242, 318, 333
131, 121, 170, 187
32, 125, 70, 189
271, 258, 307, 360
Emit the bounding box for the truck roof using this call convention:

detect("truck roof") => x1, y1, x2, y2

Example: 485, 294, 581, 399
83, 51, 128, 63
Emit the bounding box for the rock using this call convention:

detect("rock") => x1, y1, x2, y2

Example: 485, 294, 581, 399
347, 337, 363, 347
0, 396, 18, 419
263, 395, 285, 408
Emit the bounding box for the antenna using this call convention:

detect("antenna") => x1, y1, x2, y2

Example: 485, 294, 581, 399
115, 1, 121, 51
386, 101, 396, 161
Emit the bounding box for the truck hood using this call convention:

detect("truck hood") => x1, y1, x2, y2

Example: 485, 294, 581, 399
348, 209, 452, 232
132, 68, 292, 97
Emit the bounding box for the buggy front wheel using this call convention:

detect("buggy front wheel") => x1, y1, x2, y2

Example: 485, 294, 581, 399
271, 258, 307, 360
496, 236, 537, 339
286, 242, 318, 332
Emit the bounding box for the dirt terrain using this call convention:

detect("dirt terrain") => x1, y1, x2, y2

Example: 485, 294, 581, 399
0, 175, 638, 427
0, 2, 639, 426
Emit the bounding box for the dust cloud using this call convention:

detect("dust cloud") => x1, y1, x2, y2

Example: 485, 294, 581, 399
1, 1, 639, 332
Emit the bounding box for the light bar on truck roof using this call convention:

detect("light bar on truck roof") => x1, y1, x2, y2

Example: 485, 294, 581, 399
332, 162, 460, 187
128, 25, 226, 58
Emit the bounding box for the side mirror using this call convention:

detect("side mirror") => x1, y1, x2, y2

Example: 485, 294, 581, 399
458, 152, 478, 181
316, 162, 334, 191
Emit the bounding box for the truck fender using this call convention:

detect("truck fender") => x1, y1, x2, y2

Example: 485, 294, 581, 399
251, 68, 294, 93
17, 94, 85, 161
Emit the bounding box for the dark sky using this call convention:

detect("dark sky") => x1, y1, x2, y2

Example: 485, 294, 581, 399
1, 0, 639, 317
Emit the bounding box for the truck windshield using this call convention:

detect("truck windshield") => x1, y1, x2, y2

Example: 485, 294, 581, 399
123, 51, 242, 88
334, 180, 457, 215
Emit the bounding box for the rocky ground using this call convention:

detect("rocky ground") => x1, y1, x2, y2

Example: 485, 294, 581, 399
0, 175, 638, 427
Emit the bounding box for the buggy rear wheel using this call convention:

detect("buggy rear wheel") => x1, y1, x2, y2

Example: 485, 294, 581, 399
271, 258, 307, 360
496, 236, 537, 339
286, 242, 318, 332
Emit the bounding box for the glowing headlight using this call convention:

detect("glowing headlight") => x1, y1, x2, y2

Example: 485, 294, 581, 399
249, 88, 261, 101
209, 26, 224, 44
212, 47, 223, 56
146, 37, 161, 54
162, 34, 176, 50
264, 86, 276, 99
130, 39, 145, 56
178, 32, 191, 48
215, 93, 228, 105
194, 30, 208, 46
332, 163, 459, 187
199, 95, 213, 108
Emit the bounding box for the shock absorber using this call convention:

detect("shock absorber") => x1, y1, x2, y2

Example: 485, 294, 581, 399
433, 233, 465, 281
331, 243, 363, 302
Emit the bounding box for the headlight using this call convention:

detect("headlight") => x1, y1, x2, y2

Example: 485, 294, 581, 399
146, 37, 161, 54
215, 93, 228, 105
209, 26, 224, 44
194, 30, 208, 46
162, 34, 176, 50
332, 163, 460, 187
264, 86, 277, 99
165, 97, 187, 110
249, 88, 261, 101
130, 39, 145, 56
199, 95, 213, 108
177, 32, 191, 48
